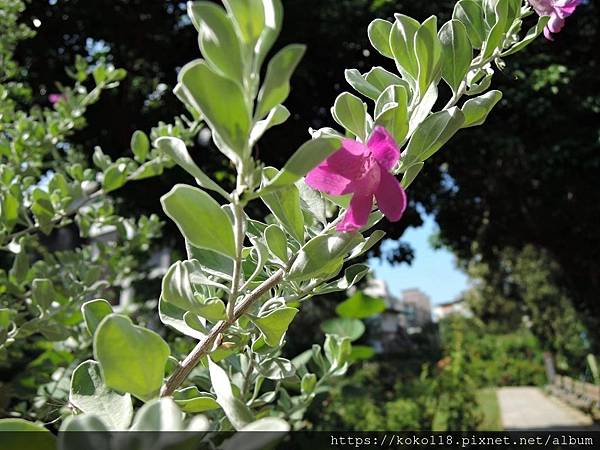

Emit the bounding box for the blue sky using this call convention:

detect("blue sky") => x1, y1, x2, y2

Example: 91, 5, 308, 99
368, 215, 470, 305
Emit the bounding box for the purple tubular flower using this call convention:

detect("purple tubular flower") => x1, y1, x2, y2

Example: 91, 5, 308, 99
306, 126, 407, 232
528, 0, 582, 40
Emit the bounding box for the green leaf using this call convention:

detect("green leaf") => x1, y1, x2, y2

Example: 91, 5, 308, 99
365, 66, 406, 94
130, 398, 184, 431
439, 19, 473, 93
208, 358, 255, 430
60, 415, 110, 433
502, 16, 550, 57
161, 184, 236, 258
263, 137, 342, 189
336, 292, 386, 319
453, 0, 486, 49
390, 14, 420, 82
250, 104, 290, 146
70, 360, 133, 430
349, 345, 376, 362
162, 260, 227, 321
258, 357, 296, 380
264, 224, 288, 262
81, 299, 113, 335
324, 334, 352, 370
320, 318, 365, 342
345, 69, 381, 101
332, 92, 368, 141
301, 373, 317, 395
173, 387, 220, 413
94, 314, 170, 401
251, 307, 298, 346
374, 84, 409, 144
260, 169, 304, 241
159, 297, 206, 340
9, 247, 28, 285
102, 163, 127, 193
481, 0, 509, 60
415, 16, 443, 96
156, 137, 229, 199
368, 19, 394, 59
0, 419, 56, 450
223, 0, 265, 45
403, 107, 465, 164
179, 60, 250, 158
31, 278, 54, 310
130, 130, 149, 162
188, 2, 244, 83
221, 418, 289, 450
401, 162, 425, 189
31, 188, 55, 234
461, 90, 503, 128
256, 44, 306, 119
288, 232, 364, 282
254, 0, 284, 67
0, 192, 19, 231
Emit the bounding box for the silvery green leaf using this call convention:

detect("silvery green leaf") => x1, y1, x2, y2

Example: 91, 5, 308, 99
251, 307, 298, 346
69, 360, 133, 430
256, 44, 306, 119
208, 357, 255, 430
250, 105, 290, 146
188, 2, 244, 83
368, 18, 394, 58
221, 418, 289, 450
415, 16, 443, 96
439, 19, 473, 94
155, 137, 229, 199
461, 90, 503, 127
179, 60, 250, 158
453, 0, 486, 49
403, 107, 465, 165
374, 84, 409, 144
345, 69, 381, 100
390, 14, 420, 82
401, 162, 425, 189
288, 232, 364, 282
94, 314, 170, 402
81, 299, 113, 336
331, 92, 368, 141
161, 184, 236, 258
365, 66, 407, 94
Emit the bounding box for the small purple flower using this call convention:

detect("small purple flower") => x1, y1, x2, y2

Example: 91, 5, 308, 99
529, 0, 582, 40
306, 126, 407, 232
48, 93, 65, 105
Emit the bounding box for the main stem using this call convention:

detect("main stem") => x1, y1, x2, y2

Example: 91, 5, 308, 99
227, 201, 245, 319
160, 267, 286, 397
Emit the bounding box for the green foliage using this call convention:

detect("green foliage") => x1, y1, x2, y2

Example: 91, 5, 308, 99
0, 0, 569, 436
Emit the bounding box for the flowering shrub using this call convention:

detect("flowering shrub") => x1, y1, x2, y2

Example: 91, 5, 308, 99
0, 0, 581, 445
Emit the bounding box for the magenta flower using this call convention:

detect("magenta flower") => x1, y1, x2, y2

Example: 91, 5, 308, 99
48, 93, 65, 105
529, 0, 582, 40
306, 126, 407, 232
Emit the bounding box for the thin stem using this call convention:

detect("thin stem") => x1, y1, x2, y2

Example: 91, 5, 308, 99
160, 266, 288, 397
227, 201, 245, 319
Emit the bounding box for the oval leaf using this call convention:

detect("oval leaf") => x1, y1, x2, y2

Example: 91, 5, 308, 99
161, 184, 236, 258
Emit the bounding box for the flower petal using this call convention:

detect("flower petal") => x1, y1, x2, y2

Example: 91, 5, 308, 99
305, 164, 352, 196
336, 194, 373, 232
547, 15, 565, 33
367, 126, 400, 171
326, 140, 369, 180
375, 171, 407, 222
